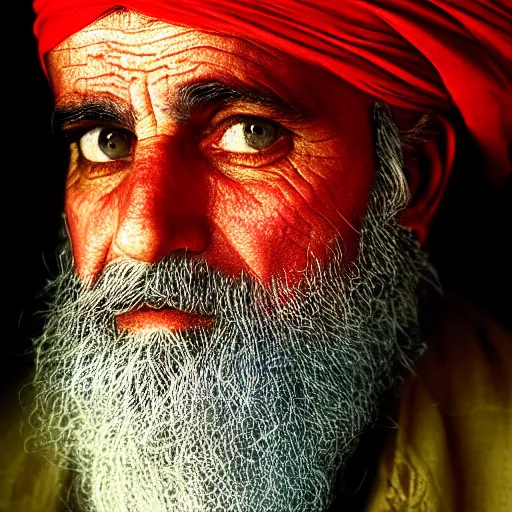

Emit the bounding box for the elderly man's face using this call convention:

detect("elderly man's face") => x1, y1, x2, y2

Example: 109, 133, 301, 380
34, 9, 431, 512
47, 10, 375, 294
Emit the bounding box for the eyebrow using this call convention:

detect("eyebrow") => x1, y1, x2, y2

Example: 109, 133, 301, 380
52, 80, 306, 133
52, 101, 135, 134
172, 81, 305, 122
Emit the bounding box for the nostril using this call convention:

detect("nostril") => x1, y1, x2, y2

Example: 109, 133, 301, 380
164, 218, 211, 255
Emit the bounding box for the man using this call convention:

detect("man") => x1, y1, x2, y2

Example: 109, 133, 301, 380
1, 1, 510, 511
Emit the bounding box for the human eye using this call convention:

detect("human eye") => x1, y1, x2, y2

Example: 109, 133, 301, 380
218, 117, 281, 153
78, 126, 135, 162
204, 114, 292, 169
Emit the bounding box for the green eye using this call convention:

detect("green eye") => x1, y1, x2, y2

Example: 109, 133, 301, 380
220, 118, 280, 153
243, 120, 278, 150
80, 127, 135, 162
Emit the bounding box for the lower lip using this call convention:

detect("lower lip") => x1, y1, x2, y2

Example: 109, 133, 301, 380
115, 308, 214, 333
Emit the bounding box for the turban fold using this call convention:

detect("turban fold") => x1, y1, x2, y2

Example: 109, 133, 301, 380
33, 0, 511, 185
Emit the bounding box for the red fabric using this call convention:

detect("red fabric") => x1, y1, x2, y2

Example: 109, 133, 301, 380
33, 0, 512, 185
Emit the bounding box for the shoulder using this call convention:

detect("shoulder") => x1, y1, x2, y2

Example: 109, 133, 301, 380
366, 293, 512, 512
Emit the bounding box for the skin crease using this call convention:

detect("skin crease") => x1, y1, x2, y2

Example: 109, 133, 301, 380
47, 9, 378, 299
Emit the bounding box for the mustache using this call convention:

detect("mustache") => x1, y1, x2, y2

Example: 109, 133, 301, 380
54, 251, 279, 320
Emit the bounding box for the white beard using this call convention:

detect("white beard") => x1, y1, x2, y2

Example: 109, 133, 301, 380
30, 104, 434, 511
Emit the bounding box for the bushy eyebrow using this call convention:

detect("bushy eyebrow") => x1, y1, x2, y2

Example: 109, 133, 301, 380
172, 81, 305, 122
52, 100, 135, 134
52, 80, 307, 133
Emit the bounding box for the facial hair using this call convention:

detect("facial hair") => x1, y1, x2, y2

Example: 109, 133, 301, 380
29, 103, 434, 511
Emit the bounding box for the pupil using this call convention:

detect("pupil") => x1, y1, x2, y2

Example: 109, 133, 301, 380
99, 129, 131, 159
107, 136, 117, 149
248, 124, 264, 136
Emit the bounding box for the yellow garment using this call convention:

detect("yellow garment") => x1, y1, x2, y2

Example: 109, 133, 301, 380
1, 296, 510, 511
0, 385, 66, 512
366, 297, 512, 511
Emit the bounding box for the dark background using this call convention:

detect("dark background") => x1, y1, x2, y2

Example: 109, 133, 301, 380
5, 2, 510, 402
5, 2, 67, 396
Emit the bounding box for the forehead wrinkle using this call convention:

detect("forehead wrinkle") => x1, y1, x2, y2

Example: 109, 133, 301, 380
54, 43, 203, 79
54, 40, 276, 90
53, 10, 295, 80
65, 7, 279, 61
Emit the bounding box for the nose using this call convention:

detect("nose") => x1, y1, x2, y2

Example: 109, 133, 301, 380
108, 137, 211, 264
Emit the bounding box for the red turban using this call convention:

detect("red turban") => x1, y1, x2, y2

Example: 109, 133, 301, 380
33, 0, 511, 185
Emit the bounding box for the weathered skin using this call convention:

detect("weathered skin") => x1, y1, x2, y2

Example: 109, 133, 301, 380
47, 10, 378, 290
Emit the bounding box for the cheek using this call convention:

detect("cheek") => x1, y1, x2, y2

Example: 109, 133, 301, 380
210, 155, 373, 286
65, 174, 120, 280
210, 179, 314, 283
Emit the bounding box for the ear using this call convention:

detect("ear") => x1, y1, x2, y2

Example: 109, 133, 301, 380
398, 115, 456, 245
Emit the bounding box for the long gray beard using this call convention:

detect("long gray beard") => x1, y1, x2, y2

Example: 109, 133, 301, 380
30, 104, 434, 511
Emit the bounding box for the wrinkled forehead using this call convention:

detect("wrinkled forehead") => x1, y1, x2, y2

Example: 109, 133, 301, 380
46, 8, 347, 112
48, 8, 236, 67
